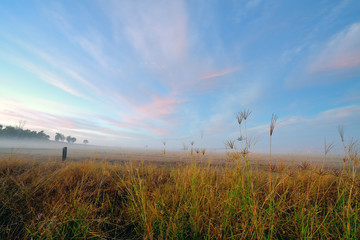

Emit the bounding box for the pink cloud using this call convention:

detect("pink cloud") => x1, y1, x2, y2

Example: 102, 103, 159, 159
310, 22, 360, 74
287, 22, 360, 88
137, 95, 185, 116
0, 105, 146, 142
200, 66, 243, 80
312, 58, 360, 73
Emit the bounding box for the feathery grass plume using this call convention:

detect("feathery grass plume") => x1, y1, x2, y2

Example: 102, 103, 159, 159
322, 138, 334, 169
224, 139, 235, 150
269, 113, 278, 167
237, 136, 244, 142
235, 112, 243, 125
299, 161, 310, 170
324, 138, 334, 156
240, 109, 251, 121
190, 140, 195, 156
201, 148, 206, 156
270, 113, 278, 137
162, 140, 166, 154
337, 125, 348, 167
195, 148, 200, 155
315, 168, 327, 176
239, 109, 251, 156
338, 125, 345, 143
235, 112, 244, 149
268, 113, 278, 196
347, 137, 359, 169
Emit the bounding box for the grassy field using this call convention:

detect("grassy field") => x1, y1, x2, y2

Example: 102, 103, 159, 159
0, 147, 359, 239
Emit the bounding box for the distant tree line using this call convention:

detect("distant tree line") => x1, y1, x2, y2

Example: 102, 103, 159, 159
0, 124, 50, 140
0, 123, 89, 144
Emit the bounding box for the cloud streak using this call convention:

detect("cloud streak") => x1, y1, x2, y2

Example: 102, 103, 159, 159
199, 66, 243, 80
310, 22, 360, 73
287, 21, 360, 88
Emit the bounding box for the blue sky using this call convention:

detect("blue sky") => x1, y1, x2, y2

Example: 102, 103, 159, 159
1, 0, 359, 154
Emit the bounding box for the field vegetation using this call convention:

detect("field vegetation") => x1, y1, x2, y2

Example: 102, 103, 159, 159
0, 112, 359, 239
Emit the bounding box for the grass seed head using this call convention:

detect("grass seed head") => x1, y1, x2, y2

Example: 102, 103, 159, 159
201, 148, 206, 155
324, 139, 334, 156
237, 136, 244, 142
337, 125, 344, 143
299, 161, 310, 170
240, 109, 252, 121
270, 113, 278, 136
235, 112, 243, 125
224, 139, 235, 150
195, 148, 200, 154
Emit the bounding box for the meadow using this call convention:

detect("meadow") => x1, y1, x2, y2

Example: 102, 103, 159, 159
0, 146, 359, 239
0, 114, 359, 239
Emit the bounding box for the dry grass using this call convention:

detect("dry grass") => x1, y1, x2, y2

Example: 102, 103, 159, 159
0, 152, 359, 239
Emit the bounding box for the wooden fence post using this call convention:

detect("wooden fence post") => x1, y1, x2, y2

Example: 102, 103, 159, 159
62, 147, 67, 161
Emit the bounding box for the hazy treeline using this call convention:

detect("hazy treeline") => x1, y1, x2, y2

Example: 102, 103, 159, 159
0, 124, 88, 144
0, 124, 50, 141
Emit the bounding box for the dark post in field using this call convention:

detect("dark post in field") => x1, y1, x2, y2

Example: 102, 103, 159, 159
62, 147, 67, 161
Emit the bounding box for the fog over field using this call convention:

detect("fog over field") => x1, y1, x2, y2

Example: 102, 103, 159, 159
0, 138, 344, 169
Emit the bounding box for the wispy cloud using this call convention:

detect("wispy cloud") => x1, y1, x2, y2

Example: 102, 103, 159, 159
277, 105, 360, 131
3, 54, 87, 99
105, 0, 188, 68
137, 96, 186, 116
247, 0, 262, 10
199, 66, 243, 80
0, 102, 145, 142
5, 35, 102, 96
286, 21, 360, 88
310, 22, 360, 73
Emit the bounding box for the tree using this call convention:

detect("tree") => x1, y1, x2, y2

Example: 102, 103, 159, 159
83, 139, 89, 144
71, 137, 76, 144
37, 130, 50, 140
66, 136, 72, 143
0, 124, 50, 140
55, 133, 65, 142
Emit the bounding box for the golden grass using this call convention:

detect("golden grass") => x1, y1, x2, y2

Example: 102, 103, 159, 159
0, 153, 359, 239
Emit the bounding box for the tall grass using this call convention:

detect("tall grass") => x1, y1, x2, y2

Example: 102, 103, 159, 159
0, 150, 359, 239
0, 115, 359, 239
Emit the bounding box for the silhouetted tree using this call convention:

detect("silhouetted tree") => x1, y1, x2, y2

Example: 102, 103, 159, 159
66, 136, 72, 143
37, 130, 50, 140
71, 137, 76, 144
2, 126, 17, 137
0, 124, 50, 140
55, 133, 65, 142
83, 139, 89, 144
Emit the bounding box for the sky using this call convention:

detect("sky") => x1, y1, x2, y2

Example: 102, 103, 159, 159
0, 0, 359, 154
